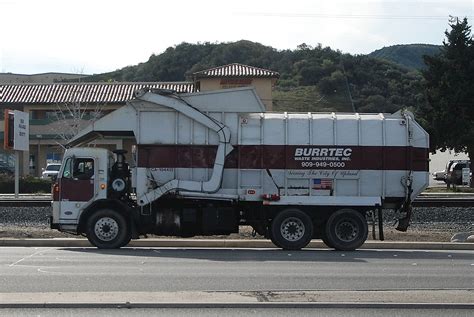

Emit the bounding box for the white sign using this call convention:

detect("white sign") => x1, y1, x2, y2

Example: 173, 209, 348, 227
462, 167, 470, 185
13, 110, 29, 151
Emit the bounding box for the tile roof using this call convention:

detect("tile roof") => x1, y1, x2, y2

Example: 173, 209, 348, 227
0, 82, 195, 104
193, 63, 280, 79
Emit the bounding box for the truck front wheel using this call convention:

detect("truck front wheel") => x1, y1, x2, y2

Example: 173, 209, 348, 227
325, 209, 368, 251
86, 209, 131, 249
270, 209, 313, 250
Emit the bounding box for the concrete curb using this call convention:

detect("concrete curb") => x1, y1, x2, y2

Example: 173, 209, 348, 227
2, 290, 473, 309
0, 238, 473, 250
1, 302, 473, 309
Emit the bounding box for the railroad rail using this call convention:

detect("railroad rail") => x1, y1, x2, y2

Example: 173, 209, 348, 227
0, 199, 51, 207
0, 196, 472, 208
412, 197, 474, 207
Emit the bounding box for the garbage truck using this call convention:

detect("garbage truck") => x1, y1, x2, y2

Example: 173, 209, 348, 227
50, 87, 429, 250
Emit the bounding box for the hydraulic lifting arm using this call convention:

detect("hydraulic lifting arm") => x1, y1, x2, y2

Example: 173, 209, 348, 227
133, 88, 233, 206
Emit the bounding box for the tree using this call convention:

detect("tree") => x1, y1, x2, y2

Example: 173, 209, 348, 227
51, 101, 103, 142
422, 17, 474, 186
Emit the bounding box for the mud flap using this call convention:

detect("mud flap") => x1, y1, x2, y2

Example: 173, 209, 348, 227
377, 205, 384, 240
397, 168, 414, 232
396, 203, 413, 232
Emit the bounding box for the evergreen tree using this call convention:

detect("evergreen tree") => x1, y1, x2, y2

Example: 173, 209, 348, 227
422, 17, 474, 186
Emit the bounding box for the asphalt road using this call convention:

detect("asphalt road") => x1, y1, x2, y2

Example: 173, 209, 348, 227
0, 308, 472, 317
1, 247, 473, 294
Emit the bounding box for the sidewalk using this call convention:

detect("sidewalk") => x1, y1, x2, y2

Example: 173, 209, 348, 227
1, 290, 472, 309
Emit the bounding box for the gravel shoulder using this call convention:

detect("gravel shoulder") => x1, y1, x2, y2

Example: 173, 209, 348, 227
0, 225, 464, 242
1, 206, 473, 242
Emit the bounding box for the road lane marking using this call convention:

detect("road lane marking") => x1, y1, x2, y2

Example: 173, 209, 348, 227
8, 248, 51, 267
37, 267, 70, 274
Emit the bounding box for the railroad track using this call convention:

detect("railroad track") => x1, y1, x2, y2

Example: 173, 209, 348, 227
0, 197, 472, 208
412, 197, 474, 207
0, 199, 51, 207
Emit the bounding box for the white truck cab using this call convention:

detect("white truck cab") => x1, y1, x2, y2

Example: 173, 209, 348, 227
51, 148, 115, 234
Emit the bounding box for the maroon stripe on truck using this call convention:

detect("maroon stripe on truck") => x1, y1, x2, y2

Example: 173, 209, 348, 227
137, 145, 429, 171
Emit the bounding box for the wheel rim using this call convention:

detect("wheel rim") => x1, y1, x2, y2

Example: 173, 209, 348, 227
280, 217, 305, 242
94, 217, 119, 242
335, 219, 359, 242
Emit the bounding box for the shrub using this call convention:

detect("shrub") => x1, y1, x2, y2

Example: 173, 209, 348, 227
0, 175, 52, 194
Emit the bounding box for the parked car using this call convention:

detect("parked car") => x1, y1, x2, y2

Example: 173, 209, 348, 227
432, 169, 446, 181
41, 163, 62, 180
446, 160, 471, 186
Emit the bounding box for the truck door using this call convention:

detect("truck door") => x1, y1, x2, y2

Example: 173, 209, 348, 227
59, 157, 95, 220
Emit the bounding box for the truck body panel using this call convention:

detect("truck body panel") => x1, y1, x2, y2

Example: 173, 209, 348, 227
52, 87, 430, 250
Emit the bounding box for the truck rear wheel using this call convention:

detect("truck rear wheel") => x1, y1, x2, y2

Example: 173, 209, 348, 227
270, 209, 313, 250
325, 209, 368, 251
321, 228, 335, 249
86, 208, 131, 249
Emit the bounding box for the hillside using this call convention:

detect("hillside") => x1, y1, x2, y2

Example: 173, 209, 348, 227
85, 41, 425, 114
369, 44, 441, 69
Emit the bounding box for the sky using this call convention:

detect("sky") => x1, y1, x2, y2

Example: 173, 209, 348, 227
0, 0, 472, 75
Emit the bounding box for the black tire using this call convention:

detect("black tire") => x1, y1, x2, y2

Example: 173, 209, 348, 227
321, 227, 335, 249
270, 209, 313, 250
86, 208, 131, 249
268, 228, 282, 248
325, 209, 368, 251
